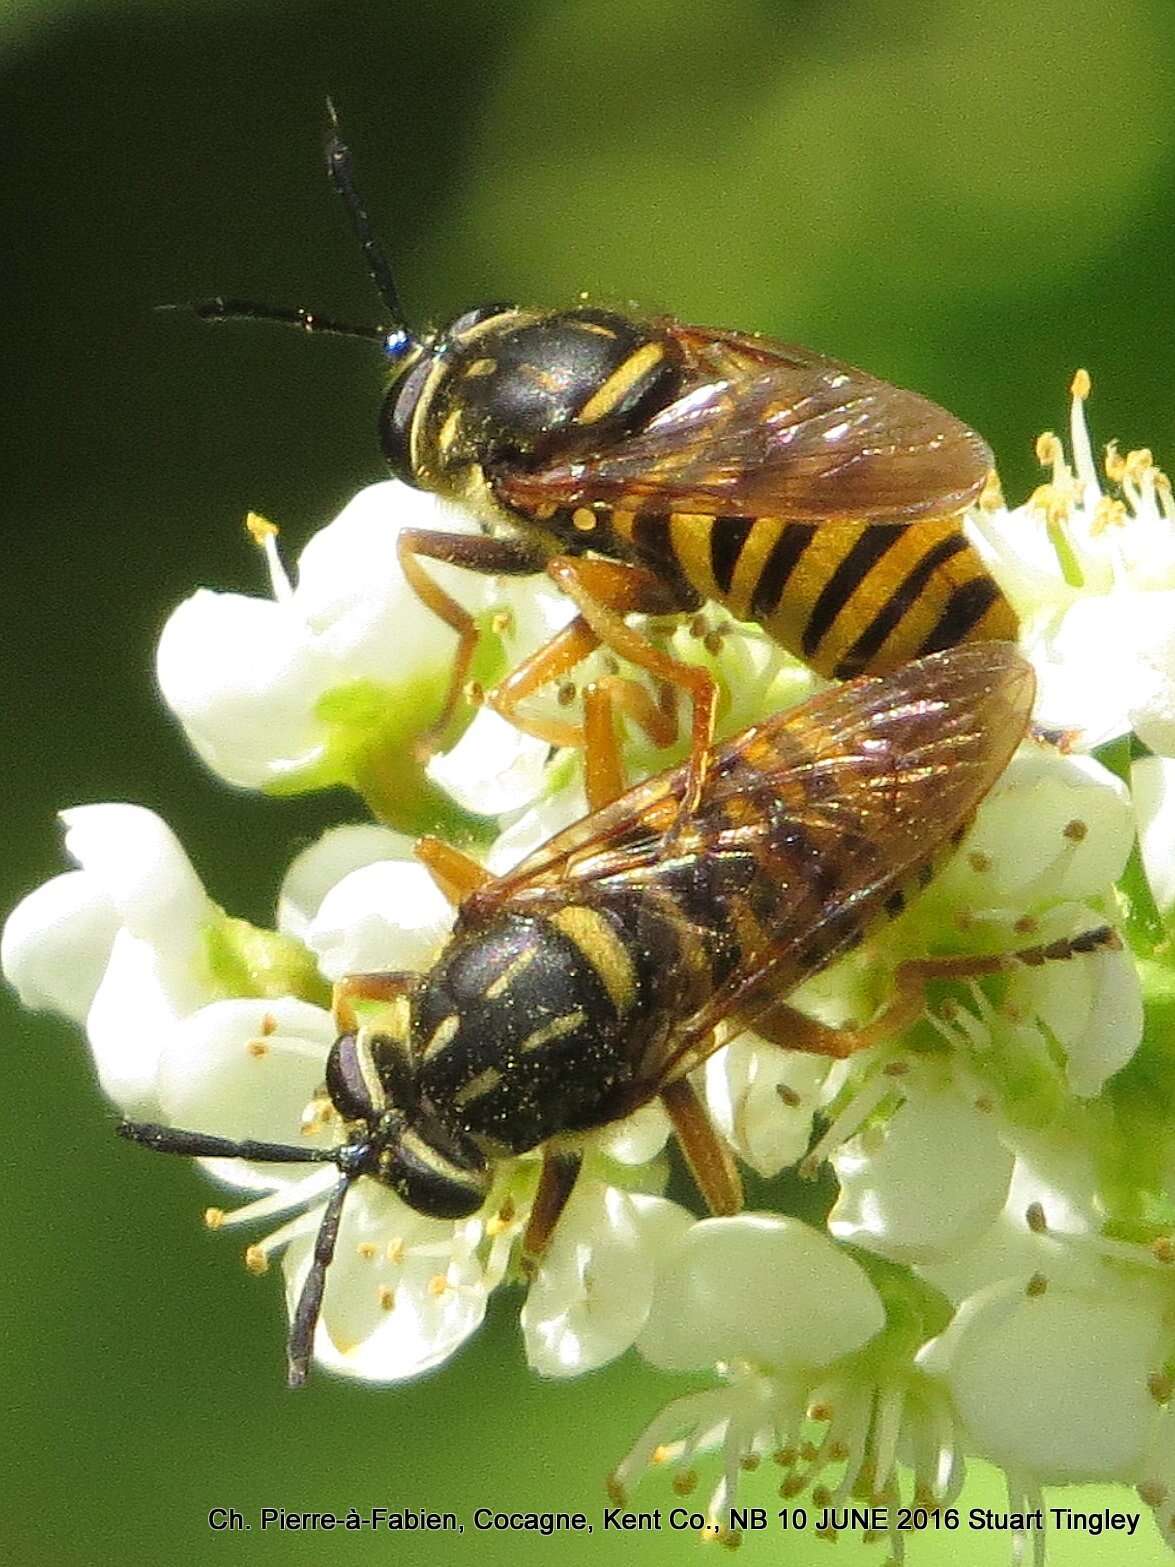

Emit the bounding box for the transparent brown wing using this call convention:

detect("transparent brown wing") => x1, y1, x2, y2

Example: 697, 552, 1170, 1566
494, 323, 992, 524
470, 643, 1033, 1088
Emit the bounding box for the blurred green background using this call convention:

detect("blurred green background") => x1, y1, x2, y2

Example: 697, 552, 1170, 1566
5, 1, 1175, 1562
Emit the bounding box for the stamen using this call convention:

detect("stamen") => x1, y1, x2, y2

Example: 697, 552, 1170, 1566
246, 511, 294, 603
207, 1164, 339, 1230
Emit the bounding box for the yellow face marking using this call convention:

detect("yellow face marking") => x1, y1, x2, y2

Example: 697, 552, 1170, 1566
422, 1014, 461, 1059
437, 407, 464, 455
572, 507, 597, 532
453, 1065, 504, 1107
610, 509, 637, 542
549, 905, 637, 1015
400, 1127, 476, 1187
484, 947, 538, 1000
576, 342, 665, 426
464, 357, 497, 378
519, 1009, 587, 1054
353, 1031, 387, 1114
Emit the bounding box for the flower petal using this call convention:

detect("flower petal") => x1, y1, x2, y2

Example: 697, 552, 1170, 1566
307, 859, 457, 981
637, 1214, 884, 1373
918, 1278, 1166, 1482
830, 1075, 1015, 1263
522, 1184, 691, 1377
1, 870, 119, 1022
277, 823, 415, 941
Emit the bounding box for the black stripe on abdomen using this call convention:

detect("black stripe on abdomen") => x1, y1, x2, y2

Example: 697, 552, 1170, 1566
750, 521, 818, 620
708, 517, 754, 594
801, 525, 906, 660
832, 530, 971, 677
917, 575, 1003, 656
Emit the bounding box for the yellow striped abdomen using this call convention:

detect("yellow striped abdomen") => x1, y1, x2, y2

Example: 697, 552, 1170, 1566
613, 509, 1015, 679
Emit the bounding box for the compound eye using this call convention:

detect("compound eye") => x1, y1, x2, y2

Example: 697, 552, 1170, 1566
378, 354, 433, 484
444, 302, 514, 341
325, 1032, 382, 1123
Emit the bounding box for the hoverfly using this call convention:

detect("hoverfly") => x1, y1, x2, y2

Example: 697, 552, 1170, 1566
191, 112, 1016, 806
119, 644, 1114, 1387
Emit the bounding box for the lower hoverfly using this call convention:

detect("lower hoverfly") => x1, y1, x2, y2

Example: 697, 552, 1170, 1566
119, 643, 1115, 1386
189, 110, 1016, 807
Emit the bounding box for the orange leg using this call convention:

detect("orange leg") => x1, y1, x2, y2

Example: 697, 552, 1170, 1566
742, 924, 1122, 1061
396, 528, 546, 746
332, 971, 419, 1033
661, 1076, 743, 1216
415, 835, 490, 906
520, 1146, 584, 1275
545, 556, 718, 813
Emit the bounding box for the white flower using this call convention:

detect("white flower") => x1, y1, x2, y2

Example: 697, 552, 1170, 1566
917, 1276, 1167, 1484
830, 1068, 1016, 1264
969, 373, 1175, 751
155, 485, 497, 823
521, 1185, 691, 1377
3, 804, 221, 1112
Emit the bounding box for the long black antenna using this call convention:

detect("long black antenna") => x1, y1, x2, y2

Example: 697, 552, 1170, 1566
156, 298, 392, 346
119, 1118, 367, 1387
324, 97, 411, 350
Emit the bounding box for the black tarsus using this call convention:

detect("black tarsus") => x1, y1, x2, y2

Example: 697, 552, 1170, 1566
323, 98, 410, 335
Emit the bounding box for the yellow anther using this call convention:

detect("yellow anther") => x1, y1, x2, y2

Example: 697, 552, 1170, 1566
246, 1039, 269, 1058
1026, 1201, 1047, 1233
1070, 368, 1091, 400
356, 1241, 377, 1261
377, 1284, 396, 1312
1104, 442, 1127, 484
1090, 496, 1127, 534
739, 1453, 761, 1472
1151, 1236, 1175, 1264
386, 1238, 406, 1265
1062, 818, 1088, 842
672, 1470, 699, 1495
604, 1474, 626, 1506
245, 510, 279, 545
1125, 447, 1154, 481
1149, 1372, 1174, 1404
244, 1245, 269, 1275
260, 1013, 278, 1035
1035, 431, 1062, 468
1025, 1271, 1048, 1297
427, 1274, 449, 1296
490, 608, 515, 637
204, 1207, 225, 1230
651, 1444, 674, 1465
807, 1402, 834, 1422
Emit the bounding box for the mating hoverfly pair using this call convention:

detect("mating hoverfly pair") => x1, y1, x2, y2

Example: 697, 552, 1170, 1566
120, 121, 1103, 1387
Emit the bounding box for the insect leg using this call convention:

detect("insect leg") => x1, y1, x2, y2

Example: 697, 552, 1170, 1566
414, 835, 490, 905
488, 617, 680, 762
287, 1172, 355, 1387
332, 970, 419, 1033
520, 1146, 584, 1275
743, 924, 1123, 1061
397, 529, 548, 746
660, 1076, 743, 1216
545, 556, 717, 812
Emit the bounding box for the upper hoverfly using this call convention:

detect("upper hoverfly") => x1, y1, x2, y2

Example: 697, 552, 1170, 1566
190, 110, 1017, 806
119, 644, 1115, 1387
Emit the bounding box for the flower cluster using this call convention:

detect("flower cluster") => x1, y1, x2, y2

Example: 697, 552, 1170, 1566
6, 374, 1175, 1557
